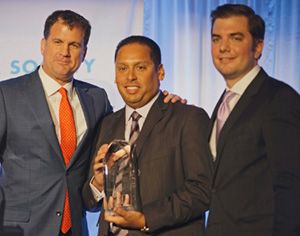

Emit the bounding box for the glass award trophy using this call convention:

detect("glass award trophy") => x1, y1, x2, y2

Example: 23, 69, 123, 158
103, 139, 140, 214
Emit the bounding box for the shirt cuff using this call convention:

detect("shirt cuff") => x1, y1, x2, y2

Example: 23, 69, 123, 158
89, 176, 105, 202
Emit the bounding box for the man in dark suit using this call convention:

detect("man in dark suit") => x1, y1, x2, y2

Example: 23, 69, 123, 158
82, 35, 212, 235
0, 10, 113, 236
206, 4, 300, 236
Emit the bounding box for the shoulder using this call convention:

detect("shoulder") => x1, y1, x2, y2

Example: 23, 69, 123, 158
74, 79, 111, 102
102, 108, 123, 123
0, 71, 35, 88
169, 102, 209, 121
74, 79, 107, 93
263, 77, 300, 104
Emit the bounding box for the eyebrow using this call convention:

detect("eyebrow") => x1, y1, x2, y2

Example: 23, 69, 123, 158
212, 32, 245, 37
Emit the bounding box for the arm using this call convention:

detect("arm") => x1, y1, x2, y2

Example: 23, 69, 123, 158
82, 144, 108, 211
263, 87, 300, 236
143, 108, 211, 232
0, 87, 6, 165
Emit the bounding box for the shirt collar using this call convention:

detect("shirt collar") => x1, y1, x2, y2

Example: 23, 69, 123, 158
38, 66, 74, 97
125, 91, 160, 121
227, 65, 261, 95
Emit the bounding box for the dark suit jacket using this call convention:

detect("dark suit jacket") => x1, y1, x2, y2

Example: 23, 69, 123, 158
0, 68, 112, 236
83, 93, 212, 236
206, 69, 300, 236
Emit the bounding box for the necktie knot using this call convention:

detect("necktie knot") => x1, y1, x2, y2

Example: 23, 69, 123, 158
59, 87, 68, 97
131, 111, 142, 122
222, 90, 236, 104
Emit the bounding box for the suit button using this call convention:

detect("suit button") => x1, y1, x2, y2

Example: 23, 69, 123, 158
56, 211, 62, 216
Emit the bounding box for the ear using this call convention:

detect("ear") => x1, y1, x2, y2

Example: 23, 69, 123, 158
81, 46, 87, 62
157, 64, 165, 81
254, 39, 264, 60
40, 38, 46, 55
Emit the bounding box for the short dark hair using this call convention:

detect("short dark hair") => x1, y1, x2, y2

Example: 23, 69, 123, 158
43, 10, 91, 47
114, 35, 161, 68
211, 4, 265, 42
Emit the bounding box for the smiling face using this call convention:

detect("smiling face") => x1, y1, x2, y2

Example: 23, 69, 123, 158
115, 43, 165, 109
41, 19, 87, 85
211, 16, 263, 87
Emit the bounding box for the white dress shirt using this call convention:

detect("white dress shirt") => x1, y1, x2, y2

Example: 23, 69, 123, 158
38, 66, 87, 145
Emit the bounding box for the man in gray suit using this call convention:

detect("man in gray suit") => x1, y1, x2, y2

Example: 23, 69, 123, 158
82, 35, 212, 235
0, 10, 113, 236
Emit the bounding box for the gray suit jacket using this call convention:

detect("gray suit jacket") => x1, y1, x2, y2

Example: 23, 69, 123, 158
83, 93, 212, 236
206, 69, 300, 236
0, 68, 112, 236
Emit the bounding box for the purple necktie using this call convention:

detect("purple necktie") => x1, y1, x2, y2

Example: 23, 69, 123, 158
216, 90, 236, 142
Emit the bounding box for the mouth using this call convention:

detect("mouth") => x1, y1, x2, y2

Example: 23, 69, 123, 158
219, 57, 234, 64
125, 85, 140, 94
57, 60, 70, 65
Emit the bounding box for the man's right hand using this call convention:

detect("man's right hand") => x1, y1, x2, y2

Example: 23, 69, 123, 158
91, 144, 109, 191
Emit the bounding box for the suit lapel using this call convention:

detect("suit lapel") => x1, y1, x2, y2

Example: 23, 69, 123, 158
111, 109, 126, 139
135, 93, 167, 158
209, 91, 225, 140
65, 82, 93, 168
107, 109, 126, 141
215, 69, 268, 164
75, 82, 95, 141
23, 70, 62, 161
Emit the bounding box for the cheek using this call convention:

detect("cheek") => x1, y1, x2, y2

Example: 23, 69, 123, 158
211, 47, 219, 60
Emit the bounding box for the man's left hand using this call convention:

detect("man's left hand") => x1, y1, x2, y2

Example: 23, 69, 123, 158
163, 90, 187, 104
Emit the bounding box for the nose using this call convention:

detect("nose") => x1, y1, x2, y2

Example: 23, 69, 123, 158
127, 68, 137, 81
219, 39, 230, 52
60, 44, 70, 56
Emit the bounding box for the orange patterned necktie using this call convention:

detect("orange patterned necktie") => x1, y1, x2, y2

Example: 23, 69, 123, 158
59, 87, 76, 233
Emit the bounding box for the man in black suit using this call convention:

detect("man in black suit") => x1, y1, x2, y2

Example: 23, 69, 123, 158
82, 35, 212, 235
206, 4, 300, 236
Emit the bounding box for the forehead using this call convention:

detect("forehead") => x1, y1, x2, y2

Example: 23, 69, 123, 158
116, 43, 152, 62
212, 15, 249, 34
50, 20, 84, 36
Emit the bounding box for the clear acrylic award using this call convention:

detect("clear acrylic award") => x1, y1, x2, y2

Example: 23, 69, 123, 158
103, 139, 140, 214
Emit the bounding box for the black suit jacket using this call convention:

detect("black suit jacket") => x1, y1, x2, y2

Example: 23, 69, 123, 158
83, 93, 212, 236
0, 68, 113, 236
206, 69, 300, 236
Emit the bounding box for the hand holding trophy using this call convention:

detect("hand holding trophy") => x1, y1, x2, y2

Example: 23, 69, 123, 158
103, 139, 140, 215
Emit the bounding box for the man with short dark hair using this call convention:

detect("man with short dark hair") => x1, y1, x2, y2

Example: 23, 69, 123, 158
82, 35, 212, 236
206, 4, 300, 236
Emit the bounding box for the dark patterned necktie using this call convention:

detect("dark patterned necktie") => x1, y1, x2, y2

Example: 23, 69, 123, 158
129, 111, 142, 145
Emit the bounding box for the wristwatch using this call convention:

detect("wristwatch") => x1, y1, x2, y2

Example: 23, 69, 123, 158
140, 225, 150, 232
